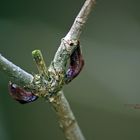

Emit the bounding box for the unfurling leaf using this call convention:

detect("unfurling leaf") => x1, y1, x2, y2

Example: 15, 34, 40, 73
9, 82, 38, 104
65, 42, 84, 84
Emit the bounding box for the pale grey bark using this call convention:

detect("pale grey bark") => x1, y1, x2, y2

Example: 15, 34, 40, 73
0, 0, 96, 140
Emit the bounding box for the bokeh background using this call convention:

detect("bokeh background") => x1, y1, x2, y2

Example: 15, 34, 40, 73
0, 0, 140, 140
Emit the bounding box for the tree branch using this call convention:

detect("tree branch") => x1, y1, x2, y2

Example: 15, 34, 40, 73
0, 54, 33, 86
52, 0, 95, 73
49, 90, 85, 140
0, 0, 96, 140
65, 0, 96, 40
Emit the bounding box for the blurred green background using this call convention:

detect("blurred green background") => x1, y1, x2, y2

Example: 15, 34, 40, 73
0, 0, 140, 140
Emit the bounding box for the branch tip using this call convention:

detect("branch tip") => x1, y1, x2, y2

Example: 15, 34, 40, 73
32, 50, 48, 78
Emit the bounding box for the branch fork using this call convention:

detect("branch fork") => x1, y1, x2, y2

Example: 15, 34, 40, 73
0, 0, 96, 140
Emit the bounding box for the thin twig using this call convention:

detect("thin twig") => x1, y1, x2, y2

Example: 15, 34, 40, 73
50, 90, 85, 140
65, 0, 96, 40
32, 50, 48, 78
0, 54, 33, 86
52, 0, 96, 72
